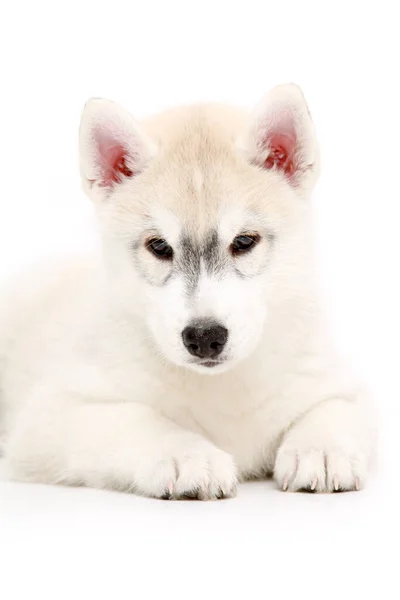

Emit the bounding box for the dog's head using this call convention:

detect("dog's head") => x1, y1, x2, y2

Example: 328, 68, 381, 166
79, 85, 319, 373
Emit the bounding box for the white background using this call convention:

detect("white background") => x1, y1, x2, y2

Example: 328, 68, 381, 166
0, 1, 399, 598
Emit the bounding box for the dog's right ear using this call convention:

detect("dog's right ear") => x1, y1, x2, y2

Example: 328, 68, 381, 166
79, 99, 157, 201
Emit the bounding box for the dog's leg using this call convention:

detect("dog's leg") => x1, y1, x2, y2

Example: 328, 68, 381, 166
274, 398, 374, 492
5, 396, 237, 499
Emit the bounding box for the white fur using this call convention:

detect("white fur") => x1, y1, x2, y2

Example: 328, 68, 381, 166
0, 85, 375, 499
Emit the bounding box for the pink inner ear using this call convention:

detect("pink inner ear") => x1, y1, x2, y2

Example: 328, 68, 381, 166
95, 131, 134, 187
263, 130, 297, 180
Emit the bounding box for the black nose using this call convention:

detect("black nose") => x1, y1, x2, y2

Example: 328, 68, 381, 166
182, 322, 228, 359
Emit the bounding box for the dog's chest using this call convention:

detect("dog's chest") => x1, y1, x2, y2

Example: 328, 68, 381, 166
150, 370, 285, 477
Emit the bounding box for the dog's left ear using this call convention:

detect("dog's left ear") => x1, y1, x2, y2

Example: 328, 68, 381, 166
240, 84, 319, 196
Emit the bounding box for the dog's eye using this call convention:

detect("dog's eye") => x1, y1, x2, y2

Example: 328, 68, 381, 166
147, 238, 173, 260
231, 234, 260, 255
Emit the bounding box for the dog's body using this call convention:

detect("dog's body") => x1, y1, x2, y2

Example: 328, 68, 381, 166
0, 86, 374, 498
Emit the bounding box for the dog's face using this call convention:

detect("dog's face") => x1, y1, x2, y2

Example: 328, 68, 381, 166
80, 86, 319, 373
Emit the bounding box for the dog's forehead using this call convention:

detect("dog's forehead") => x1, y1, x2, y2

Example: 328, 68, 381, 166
161, 163, 235, 237
152, 192, 248, 248
138, 105, 292, 246
144, 106, 251, 231
151, 156, 253, 243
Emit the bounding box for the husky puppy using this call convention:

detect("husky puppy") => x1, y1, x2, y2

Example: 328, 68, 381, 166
0, 85, 374, 499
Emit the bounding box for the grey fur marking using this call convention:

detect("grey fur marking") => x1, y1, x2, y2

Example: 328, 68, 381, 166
134, 228, 275, 288
179, 231, 227, 295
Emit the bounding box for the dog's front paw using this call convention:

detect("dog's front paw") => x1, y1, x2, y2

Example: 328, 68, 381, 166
134, 435, 237, 500
274, 441, 367, 493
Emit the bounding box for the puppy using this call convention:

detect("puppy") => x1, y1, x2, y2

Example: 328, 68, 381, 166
0, 84, 374, 498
